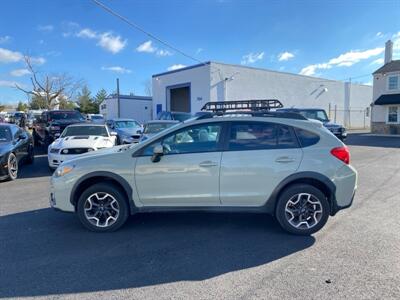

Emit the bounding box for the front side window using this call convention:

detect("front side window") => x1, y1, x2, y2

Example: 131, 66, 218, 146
0, 126, 12, 142
298, 110, 329, 122
141, 123, 222, 156
388, 106, 398, 123
228, 122, 298, 151
388, 76, 399, 90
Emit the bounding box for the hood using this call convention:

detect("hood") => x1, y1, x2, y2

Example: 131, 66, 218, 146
49, 135, 114, 149
116, 127, 141, 136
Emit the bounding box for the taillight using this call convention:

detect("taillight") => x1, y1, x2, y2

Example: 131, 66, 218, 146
330, 146, 350, 164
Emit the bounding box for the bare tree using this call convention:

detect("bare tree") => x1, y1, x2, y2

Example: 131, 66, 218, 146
15, 56, 83, 109
143, 79, 152, 97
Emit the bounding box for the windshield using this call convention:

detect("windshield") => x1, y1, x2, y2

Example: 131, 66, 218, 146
172, 113, 192, 122
0, 126, 12, 142
61, 125, 108, 137
298, 110, 329, 122
91, 115, 103, 120
14, 113, 24, 118
144, 123, 176, 134
115, 120, 140, 128
49, 111, 83, 120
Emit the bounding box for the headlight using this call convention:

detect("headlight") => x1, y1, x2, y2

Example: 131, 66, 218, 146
50, 126, 60, 131
49, 148, 60, 154
55, 164, 74, 177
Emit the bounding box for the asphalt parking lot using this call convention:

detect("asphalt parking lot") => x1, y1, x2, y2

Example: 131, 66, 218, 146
1, 133, 399, 300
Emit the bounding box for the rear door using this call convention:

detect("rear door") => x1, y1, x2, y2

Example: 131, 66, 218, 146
220, 121, 303, 206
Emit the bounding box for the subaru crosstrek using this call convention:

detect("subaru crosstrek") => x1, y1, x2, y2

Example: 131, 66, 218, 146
50, 114, 357, 235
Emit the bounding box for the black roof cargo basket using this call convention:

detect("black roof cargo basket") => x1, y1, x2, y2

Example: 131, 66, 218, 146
201, 99, 283, 113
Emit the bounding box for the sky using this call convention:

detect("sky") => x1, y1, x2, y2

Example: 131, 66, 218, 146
0, 0, 399, 105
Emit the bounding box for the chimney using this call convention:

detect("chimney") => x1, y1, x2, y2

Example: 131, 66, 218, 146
384, 40, 393, 64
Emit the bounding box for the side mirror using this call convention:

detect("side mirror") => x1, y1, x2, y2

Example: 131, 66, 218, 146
151, 144, 164, 163
110, 131, 118, 136
18, 134, 27, 140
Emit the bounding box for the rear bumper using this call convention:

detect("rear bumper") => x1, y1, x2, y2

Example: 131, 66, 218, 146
330, 164, 357, 215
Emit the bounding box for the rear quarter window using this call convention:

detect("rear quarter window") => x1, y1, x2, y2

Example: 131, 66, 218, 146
294, 128, 320, 147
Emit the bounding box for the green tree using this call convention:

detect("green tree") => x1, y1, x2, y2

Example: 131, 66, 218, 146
77, 85, 94, 113
94, 89, 107, 105
59, 98, 77, 110
29, 95, 47, 110
0, 103, 5, 112
17, 101, 28, 112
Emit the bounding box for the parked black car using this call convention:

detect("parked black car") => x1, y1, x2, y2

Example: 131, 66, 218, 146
32, 110, 85, 146
278, 108, 347, 140
0, 124, 34, 181
157, 111, 193, 122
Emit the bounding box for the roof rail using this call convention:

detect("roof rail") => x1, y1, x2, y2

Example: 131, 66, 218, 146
201, 99, 283, 113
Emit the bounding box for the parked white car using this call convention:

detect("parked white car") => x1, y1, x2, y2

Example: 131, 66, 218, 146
48, 124, 116, 169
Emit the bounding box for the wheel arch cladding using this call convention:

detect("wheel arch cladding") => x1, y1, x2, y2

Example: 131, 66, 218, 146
70, 171, 136, 214
265, 172, 337, 216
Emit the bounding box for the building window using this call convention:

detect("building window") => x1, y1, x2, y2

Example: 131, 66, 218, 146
387, 106, 399, 123
388, 75, 399, 90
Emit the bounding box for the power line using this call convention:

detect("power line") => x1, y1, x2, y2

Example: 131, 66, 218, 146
91, 0, 206, 66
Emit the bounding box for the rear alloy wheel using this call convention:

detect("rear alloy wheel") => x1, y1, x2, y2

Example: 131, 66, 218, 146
276, 184, 330, 235
77, 183, 129, 232
7, 153, 18, 181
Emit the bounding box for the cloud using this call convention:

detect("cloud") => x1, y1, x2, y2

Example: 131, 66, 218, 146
136, 40, 173, 57
196, 48, 203, 54
0, 36, 11, 44
167, 64, 186, 71
101, 66, 132, 74
37, 25, 54, 32
136, 40, 156, 53
10, 69, 30, 77
0, 48, 45, 65
0, 80, 23, 88
77, 28, 97, 39
241, 52, 265, 65
376, 32, 383, 37
156, 49, 173, 57
0, 48, 23, 63
371, 58, 384, 65
299, 47, 384, 76
76, 28, 127, 54
278, 51, 295, 61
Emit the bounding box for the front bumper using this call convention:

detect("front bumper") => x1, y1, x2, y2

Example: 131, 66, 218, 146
48, 153, 82, 168
50, 174, 76, 212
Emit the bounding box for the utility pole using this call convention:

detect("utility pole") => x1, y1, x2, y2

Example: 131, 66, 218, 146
116, 78, 120, 118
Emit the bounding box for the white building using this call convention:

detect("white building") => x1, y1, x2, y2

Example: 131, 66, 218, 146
100, 94, 152, 123
371, 40, 400, 134
152, 62, 372, 128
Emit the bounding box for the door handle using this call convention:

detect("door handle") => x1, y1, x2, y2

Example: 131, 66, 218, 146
275, 156, 296, 163
199, 161, 218, 167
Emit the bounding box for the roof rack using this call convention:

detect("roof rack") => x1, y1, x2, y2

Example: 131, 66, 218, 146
195, 111, 307, 120
201, 99, 283, 113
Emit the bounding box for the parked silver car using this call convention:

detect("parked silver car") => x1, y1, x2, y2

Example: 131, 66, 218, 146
105, 118, 142, 144
50, 108, 357, 235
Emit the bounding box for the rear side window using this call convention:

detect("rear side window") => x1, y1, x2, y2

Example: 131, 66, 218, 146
294, 128, 320, 147
228, 122, 298, 151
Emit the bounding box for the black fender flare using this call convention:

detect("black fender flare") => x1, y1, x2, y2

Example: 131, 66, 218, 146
70, 171, 137, 214
264, 171, 337, 215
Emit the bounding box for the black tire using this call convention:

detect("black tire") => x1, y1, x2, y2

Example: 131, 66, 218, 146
275, 184, 330, 235
77, 183, 129, 232
116, 136, 121, 145
25, 145, 34, 164
6, 152, 18, 181
32, 130, 39, 147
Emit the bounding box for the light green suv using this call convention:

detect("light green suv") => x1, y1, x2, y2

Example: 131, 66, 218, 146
50, 113, 357, 235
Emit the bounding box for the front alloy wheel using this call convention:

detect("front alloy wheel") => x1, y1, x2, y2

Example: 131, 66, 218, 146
84, 192, 120, 228
77, 183, 129, 232
7, 153, 18, 180
285, 193, 323, 230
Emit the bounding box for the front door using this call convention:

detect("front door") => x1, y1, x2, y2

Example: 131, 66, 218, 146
134, 122, 224, 206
